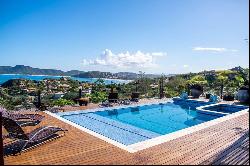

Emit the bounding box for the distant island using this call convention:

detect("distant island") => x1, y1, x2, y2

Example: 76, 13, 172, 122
0, 65, 163, 80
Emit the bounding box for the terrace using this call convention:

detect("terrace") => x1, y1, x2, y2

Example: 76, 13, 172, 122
2, 98, 249, 165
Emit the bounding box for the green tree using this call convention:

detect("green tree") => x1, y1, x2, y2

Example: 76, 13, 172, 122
92, 79, 106, 92
90, 91, 107, 103
63, 91, 79, 100
234, 75, 244, 88
106, 82, 117, 93
187, 75, 208, 86
164, 77, 187, 97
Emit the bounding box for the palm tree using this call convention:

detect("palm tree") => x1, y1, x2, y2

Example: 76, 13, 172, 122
159, 75, 165, 99
107, 81, 117, 93
216, 73, 229, 99
135, 81, 139, 92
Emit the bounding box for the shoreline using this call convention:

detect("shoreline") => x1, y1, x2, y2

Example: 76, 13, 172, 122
0, 74, 134, 81
0, 74, 134, 84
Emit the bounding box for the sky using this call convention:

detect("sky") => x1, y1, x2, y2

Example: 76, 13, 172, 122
0, 0, 249, 74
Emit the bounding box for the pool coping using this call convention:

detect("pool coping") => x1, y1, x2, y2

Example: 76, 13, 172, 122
45, 101, 249, 153
56, 99, 173, 116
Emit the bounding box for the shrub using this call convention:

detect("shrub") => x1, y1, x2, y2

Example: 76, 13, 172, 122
52, 98, 74, 107
188, 75, 207, 86
12, 96, 25, 106
0, 97, 15, 110
164, 87, 179, 97
90, 91, 107, 103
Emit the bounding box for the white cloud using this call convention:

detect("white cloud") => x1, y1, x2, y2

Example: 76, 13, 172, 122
151, 52, 167, 57
82, 49, 166, 69
192, 47, 238, 52
183, 64, 189, 68
193, 47, 226, 52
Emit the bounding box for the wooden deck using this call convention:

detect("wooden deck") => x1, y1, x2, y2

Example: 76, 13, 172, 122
3, 106, 249, 165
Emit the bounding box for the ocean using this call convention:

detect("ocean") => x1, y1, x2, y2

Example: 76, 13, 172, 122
0, 74, 132, 85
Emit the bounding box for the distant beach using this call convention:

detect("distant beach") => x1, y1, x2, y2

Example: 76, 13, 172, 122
0, 74, 133, 85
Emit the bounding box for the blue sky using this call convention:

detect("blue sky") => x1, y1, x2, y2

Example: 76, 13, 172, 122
0, 0, 249, 74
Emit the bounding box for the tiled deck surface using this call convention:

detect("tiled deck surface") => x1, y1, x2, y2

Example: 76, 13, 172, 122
3, 99, 249, 165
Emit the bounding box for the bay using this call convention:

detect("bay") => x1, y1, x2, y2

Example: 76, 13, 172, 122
0, 74, 133, 85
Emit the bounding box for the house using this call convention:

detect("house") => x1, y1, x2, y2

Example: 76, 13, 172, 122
82, 88, 91, 94
53, 92, 65, 99
150, 84, 159, 89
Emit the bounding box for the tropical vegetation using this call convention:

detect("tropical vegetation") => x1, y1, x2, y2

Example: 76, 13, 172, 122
0, 66, 249, 110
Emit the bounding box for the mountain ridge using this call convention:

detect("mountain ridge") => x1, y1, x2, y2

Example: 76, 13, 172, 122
0, 65, 162, 80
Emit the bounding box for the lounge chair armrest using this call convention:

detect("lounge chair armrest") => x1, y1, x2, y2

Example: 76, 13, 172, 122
21, 126, 66, 152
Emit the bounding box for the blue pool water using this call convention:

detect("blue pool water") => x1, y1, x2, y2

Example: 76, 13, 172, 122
59, 102, 224, 145
202, 104, 249, 114
94, 103, 220, 135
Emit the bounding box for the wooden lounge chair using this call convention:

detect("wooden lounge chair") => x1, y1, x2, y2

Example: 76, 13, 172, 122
47, 106, 61, 113
0, 108, 44, 126
180, 92, 189, 99
2, 116, 67, 156
119, 99, 131, 105
99, 100, 113, 107
209, 95, 220, 103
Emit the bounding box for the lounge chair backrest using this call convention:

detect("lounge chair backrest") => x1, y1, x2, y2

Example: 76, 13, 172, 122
180, 92, 188, 99
209, 95, 220, 103
2, 116, 29, 140
0, 107, 9, 117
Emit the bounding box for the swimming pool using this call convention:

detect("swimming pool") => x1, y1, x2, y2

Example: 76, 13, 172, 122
94, 103, 220, 135
47, 100, 249, 152
53, 101, 224, 145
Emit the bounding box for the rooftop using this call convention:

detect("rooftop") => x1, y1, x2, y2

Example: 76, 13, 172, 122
3, 99, 249, 165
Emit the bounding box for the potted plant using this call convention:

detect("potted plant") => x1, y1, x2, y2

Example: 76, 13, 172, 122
223, 87, 236, 101
78, 97, 89, 106
223, 94, 234, 101
131, 81, 140, 101
107, 82, 119, 103
131, 92, 140, 101
236, 85, 249, 103
187, 75, 207, 98
190, 84, 203, 98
